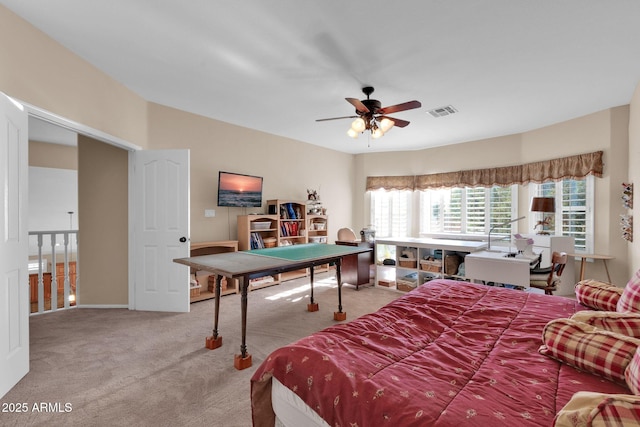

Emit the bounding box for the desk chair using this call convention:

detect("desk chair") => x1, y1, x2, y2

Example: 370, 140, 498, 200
530, 251, 567, 295
337, 227, 358, 242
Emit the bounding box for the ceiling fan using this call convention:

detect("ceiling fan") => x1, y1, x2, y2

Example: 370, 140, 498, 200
316, 86, 421, 139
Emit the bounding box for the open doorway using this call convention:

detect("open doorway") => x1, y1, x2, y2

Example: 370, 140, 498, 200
28, 117, 79, 314
25, 108, 136, 312
24, 103, 190, 313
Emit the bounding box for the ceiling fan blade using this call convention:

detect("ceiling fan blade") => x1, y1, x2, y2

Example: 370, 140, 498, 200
346, 97, 370, 114
316, 115, 359, 122
379, 116, 410, 128
379, 100, 421, 115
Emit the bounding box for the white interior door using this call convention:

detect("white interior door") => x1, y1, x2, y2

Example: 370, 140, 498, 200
132, 149, 190, 312
0, 93, 29, 398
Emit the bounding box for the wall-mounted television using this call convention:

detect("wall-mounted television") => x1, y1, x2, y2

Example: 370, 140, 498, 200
217, 171, 263, 208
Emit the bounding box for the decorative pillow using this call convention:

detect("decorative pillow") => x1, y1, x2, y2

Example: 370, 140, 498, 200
626, 347, 640, 395
539, 318, 640, 383
618, 269, 640, 313
575, 280, 623, 311
571, 311, 640, 337
554, 391, 640, 427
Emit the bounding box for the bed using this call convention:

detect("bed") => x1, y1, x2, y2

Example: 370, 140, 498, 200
251, 279, 631, 426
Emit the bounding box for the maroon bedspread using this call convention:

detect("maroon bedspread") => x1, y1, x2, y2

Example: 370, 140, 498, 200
251, 279, 629, 426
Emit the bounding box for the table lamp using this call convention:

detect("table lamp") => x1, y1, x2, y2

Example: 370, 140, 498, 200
530, 197, 555, 234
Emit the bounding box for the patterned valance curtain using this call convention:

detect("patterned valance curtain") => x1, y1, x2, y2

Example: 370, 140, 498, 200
520, 151, 603, 183
414, 167, 522, 189
365, 175, 416, 191
366, 151, 603, 191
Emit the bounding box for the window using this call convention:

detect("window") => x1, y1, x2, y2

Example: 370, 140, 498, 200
369, 178, 591, 246
419, 185, 516, 237
368, 151, 601, 243
424, 188, 462, 233
530, 176, 593, 252
369, 189, 411, 238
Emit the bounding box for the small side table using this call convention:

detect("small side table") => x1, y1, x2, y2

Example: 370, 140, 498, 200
568, 253, 614, 283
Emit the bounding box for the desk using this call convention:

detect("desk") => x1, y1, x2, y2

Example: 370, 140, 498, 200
465, 250, 539, 288
335, 240, 374, 289
174, 243, 372, 370
568, 253, 614, 283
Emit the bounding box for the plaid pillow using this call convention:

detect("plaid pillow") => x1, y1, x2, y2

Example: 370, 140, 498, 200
554, 391, 640, 427
618, 269, 640, 313
540, 318, 640, 383
575, 280, 622, 311
571, 311, 640, 337
626, 348, 640, 395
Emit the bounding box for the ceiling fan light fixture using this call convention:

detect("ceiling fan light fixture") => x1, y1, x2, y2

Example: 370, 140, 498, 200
351, 117, 366, 133
317, 86, 421, 144
379, 118, 394, 132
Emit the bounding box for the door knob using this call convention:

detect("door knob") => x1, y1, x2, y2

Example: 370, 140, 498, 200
179, 237, 187, 243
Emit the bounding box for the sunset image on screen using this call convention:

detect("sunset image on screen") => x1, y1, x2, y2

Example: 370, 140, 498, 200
218, 172, 263, 207
219, 173, 262, 192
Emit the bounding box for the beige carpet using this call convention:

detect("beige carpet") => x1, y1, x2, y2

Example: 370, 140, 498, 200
1, 272, 400, 427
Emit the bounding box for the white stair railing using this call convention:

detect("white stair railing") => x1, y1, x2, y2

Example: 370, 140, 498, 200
28, 230, 79, 315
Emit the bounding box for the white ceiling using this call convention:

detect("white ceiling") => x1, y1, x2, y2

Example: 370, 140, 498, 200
5, 1, 640, 154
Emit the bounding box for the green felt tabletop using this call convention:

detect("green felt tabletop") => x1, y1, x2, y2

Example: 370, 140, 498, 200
247, 243, 368, 261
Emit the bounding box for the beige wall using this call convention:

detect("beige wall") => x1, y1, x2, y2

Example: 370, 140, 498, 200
147, 103, 355, 244
29, 140, 78, 170
629, 82, 640, 275
356, 107, 631, 285
0, 6, 148, 148
77, 135, 129, 305
610, 106, 633, 278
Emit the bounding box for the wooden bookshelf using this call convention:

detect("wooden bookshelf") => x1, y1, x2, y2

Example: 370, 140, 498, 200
267, 199, 307, 246
307, 214, 329, 272
267, 199, 308, 280
237, 215, 281, 290
237, 201, 331, 284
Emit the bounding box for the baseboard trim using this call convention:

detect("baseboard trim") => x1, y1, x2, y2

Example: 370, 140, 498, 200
76, 304, 129, 309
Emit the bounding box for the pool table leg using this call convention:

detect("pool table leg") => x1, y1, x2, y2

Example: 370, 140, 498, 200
307, 265, 319, 312
334, 259, 346, 321
205, 274, 223, 350
235, 275, 252, 370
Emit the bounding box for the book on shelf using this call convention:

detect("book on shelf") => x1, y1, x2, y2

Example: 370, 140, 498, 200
280, 221, 299, 237
278, 202, 302, 220
250, 232, 265, 249
279, 205, 289, 219
286, 203, 297, 219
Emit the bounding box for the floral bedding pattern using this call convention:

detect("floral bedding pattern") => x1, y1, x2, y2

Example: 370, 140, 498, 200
251, 279, 629, 427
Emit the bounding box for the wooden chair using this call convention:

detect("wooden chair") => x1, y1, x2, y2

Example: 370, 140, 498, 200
530, 251, 568, 295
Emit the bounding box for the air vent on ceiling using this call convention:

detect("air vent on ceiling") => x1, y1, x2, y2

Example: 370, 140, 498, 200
428, 105, 458, 118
